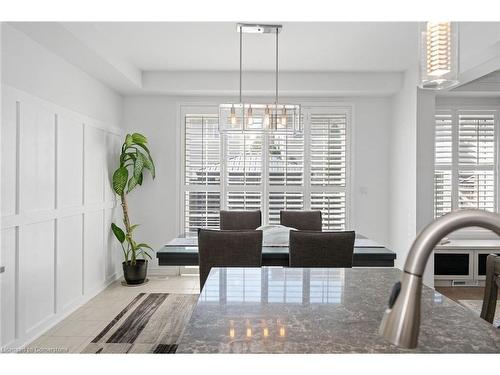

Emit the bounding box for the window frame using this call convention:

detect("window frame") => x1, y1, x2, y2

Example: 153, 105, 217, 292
178, 101, 353, 233
434, 104, 500, 238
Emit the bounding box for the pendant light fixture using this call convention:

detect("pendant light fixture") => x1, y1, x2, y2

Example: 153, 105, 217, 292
219, 24, 301, 133
418, 22, 459, 90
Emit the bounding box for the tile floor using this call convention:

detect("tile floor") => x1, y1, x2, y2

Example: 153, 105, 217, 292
26, 275, 200, 353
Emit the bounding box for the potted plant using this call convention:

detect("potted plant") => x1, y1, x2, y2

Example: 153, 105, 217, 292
111, 133, 155, 285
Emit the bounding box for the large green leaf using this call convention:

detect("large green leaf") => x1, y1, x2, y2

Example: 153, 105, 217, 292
111, 223, 125, 243
136, 142, 150, 155
142, 153, 156, 179
112, 167, 128, 195
127, 175, 138, 193
125, 134, 133, 147
132, 133, 148, 144
123, 152, 136, 162
133, 152, 145, 180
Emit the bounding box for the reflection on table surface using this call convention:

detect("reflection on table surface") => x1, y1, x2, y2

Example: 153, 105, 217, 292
200, 267, 345, 305
199, 267, 347, 343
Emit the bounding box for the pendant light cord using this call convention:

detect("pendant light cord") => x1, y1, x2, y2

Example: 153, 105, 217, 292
275, 27, 279, 105
239, 25, 242, 103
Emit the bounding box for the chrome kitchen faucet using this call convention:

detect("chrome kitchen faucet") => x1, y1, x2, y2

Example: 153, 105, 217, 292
379, 209, 500, 348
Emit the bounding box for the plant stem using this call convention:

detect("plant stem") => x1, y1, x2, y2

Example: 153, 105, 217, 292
120, 192, 135, 265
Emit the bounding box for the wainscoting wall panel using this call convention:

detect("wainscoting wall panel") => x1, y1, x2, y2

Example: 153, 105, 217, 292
1, 95, 17, 217
0, 228, 16, 345
57, 214, 83, 312
0, 85, 123, 348
57, 113, 84, 209
20, 220, 55, 336
84, 210, 105, 295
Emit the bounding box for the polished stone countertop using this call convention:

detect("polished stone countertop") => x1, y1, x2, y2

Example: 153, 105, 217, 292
176, 267, 500, 353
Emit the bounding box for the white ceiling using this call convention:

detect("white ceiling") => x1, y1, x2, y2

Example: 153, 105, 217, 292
61, 22, 419, 72
8, 22, 500, 95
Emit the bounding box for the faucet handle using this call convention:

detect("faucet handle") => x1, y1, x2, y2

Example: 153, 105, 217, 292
388, 281, 401, 308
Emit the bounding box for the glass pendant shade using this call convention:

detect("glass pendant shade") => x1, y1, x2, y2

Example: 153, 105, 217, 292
418, 22, 459, 90
219, 103, 301, 133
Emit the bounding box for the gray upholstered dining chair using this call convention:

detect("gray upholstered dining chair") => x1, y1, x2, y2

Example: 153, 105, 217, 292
289, 230, 355, 268
219, 210, 262, 230
280, 210, 322, 231
480, 254, 500, 326
197, 229, 263, 290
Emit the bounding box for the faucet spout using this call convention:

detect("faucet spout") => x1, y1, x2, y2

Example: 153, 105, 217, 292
379, 209, 500, 349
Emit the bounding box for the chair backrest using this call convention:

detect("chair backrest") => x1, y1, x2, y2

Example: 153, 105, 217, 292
280, 210, 322, 231
289, 230, 355, 268
219, 210, 262, 230
480, 254, 500, 325
197, 229, 263, 290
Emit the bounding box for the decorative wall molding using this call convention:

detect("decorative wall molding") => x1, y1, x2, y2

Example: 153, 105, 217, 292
1, 85, 124, 348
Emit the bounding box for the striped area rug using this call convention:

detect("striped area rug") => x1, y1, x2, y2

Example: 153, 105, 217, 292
82, 293, 198, 354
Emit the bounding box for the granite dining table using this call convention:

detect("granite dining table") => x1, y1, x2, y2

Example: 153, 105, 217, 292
176, 267, 500, 353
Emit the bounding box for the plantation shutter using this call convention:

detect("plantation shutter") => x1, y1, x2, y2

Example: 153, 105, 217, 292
226, 191, 262, 211
309, 112, 348, 230
183, 106, 350, 232
268, 131, 304, 186
457, 113, 496, 211
310, 113, 347, 187
268, 192, 304, 225
434, 113, 453, 218
184, 114, 221, 233
185, 115, 220, 185
433, 110, 497, 219
267, 127, 305, 224
225, 132, 263, 185
184, 191, 220, 232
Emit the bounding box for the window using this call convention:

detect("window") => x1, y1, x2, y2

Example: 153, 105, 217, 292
182, 105, 351, 234
184, 114, 221, 231
434, 109, 498, 219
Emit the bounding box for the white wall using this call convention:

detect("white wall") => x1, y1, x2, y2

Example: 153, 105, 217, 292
389, 67, 418, 270
389, 67, 437, 287
2, 24, 122, 125
1, 24, 124, 348
123, 95, 392, 274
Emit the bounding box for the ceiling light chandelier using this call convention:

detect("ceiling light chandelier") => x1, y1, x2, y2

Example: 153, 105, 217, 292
219, 24, 301, 133
418, 22, 459, 90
